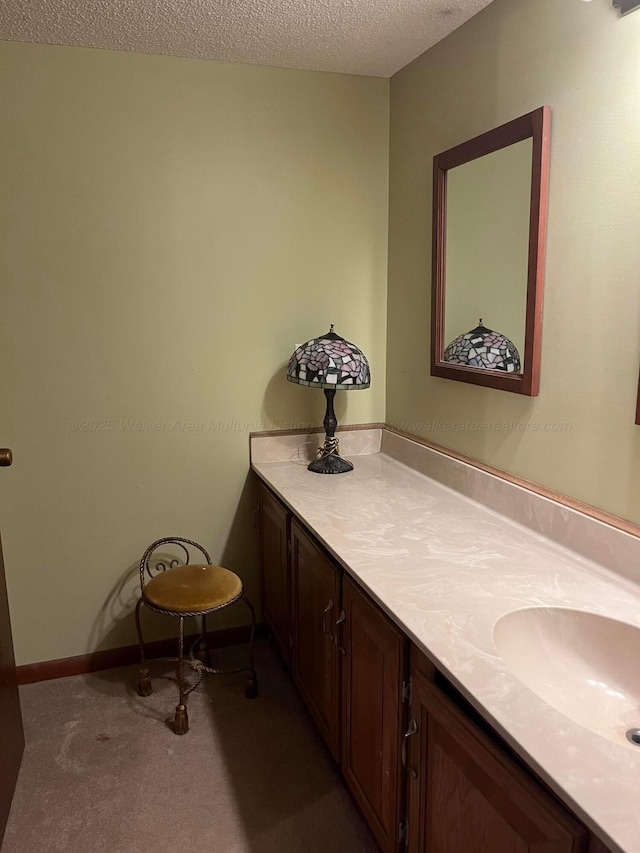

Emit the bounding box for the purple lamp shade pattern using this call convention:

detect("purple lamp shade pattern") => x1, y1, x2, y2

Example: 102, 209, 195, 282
287, 331, 370, 389
444, 321, 521, 374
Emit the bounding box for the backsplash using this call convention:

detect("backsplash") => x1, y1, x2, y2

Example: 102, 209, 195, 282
381, 429, 640, 587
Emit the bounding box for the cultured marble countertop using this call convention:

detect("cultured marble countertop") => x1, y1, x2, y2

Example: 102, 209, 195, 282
251, 428, 640, 853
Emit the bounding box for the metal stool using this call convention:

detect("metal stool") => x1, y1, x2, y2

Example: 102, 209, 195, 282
135, 537, 258, 734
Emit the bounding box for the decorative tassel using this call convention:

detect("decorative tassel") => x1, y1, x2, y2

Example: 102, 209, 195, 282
174, 704, 189, 735
137, 669, 152, 697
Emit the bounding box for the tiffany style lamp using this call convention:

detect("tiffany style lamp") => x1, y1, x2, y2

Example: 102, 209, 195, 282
287, 326, 370, 474
444, 320, 521, 373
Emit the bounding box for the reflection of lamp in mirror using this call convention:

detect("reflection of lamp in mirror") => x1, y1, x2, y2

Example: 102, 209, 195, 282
287, 326, 370, 474
444, 319, 521, 373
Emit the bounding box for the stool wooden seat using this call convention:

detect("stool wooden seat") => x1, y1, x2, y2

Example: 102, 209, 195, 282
135, 537, 257, 735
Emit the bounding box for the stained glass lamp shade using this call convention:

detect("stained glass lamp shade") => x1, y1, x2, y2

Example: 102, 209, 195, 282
444, 320, 521, 374
287, 326, 370, 474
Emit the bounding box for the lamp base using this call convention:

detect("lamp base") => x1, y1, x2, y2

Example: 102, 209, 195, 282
308, 454, 354, 475
308, 435, 354, 475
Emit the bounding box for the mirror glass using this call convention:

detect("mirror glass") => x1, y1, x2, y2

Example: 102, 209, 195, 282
430, 107, 550, 396
444, 138, 532, 373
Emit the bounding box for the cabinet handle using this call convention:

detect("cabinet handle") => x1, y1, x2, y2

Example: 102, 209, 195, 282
402, 719, 418, 779
335, 610, 346, 655
322, 599, 334, 637
253, 506, 261, 531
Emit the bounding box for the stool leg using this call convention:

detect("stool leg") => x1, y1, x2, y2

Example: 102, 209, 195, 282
174, 616, 189, 735
243, 596, 258, 699
135, 598, 152, 697
197, 614, 211, 666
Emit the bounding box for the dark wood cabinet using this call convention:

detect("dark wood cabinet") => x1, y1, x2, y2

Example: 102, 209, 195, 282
258, 484, 291, 668
341, 575, 408, 853
261, 492, 408, 844
291, 518, 341, 761
405, 660, 587, 853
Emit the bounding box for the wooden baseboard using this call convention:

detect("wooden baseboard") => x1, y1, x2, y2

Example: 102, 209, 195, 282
16, 622, 267, 685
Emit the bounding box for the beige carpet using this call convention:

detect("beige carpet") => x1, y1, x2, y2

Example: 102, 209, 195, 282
3, 641, 379, 853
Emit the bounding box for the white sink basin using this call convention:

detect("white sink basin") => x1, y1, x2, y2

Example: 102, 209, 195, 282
493, 607, 640, 748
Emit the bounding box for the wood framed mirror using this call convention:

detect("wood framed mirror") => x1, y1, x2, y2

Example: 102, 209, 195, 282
430, 106, 551, 396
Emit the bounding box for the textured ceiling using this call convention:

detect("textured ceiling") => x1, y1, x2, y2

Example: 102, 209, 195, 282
0, 0, 495, 77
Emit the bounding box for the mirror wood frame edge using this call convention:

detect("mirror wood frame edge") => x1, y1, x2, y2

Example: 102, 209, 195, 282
430, 106, 551, 396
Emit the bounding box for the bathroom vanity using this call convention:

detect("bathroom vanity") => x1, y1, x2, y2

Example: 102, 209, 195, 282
251, 427, 640, 853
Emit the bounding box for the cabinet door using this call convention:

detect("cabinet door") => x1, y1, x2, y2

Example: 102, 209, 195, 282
291, 519, 341, 761
341, 576, 408, 853
259, 484, 291, 668
406, 667, 587, 853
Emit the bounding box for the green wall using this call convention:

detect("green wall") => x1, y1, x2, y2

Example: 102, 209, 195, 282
387, 0, 640, 522
0, 42, 389, 664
